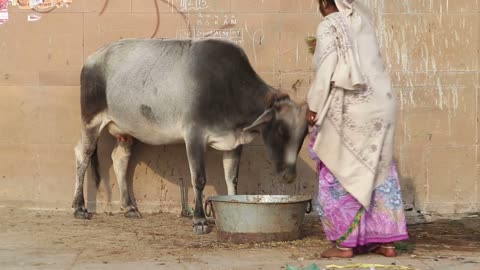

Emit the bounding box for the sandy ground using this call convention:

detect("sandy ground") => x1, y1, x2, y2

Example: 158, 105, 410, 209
1, 207, 479, 270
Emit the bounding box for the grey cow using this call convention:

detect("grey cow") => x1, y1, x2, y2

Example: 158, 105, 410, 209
73, 38, 308, 234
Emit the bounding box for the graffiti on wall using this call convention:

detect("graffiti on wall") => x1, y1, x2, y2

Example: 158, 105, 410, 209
177, 13, 244, 45
0, 0, 8, 25
178, 0, 208, 11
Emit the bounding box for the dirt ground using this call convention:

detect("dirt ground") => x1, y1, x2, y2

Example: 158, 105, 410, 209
1, 207, 479, 269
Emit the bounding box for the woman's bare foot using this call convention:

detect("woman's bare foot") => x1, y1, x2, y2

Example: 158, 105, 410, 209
321, 246, 354, 258
373, 243, 397, 257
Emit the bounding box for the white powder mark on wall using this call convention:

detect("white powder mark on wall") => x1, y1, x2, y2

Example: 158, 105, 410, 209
436, 77, 444, 110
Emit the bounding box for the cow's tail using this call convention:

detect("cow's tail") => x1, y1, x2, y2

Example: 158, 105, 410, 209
91, 145, 101, 188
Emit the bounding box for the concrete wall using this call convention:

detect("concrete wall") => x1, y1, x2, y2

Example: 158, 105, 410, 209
0, 0, 478, 215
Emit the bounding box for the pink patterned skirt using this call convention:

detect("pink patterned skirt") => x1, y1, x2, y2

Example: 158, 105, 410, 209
309, 128, 409, 248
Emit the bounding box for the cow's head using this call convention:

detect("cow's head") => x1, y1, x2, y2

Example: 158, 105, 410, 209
243, 93, 308, 183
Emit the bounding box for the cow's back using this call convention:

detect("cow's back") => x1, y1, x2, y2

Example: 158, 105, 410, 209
81, 38, 268, 145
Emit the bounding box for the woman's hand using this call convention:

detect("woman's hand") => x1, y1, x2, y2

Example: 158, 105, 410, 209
306, 37, 317, 55
306, 109, 317, 127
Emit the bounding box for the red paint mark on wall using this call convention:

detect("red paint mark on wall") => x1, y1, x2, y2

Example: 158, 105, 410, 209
0, 0, 8, 25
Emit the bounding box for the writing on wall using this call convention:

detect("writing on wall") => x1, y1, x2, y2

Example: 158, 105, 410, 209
179, 0, 208, 11
176, 13, 244, 45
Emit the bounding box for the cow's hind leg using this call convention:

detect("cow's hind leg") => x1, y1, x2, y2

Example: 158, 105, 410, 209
73, 124, 103, 219
185, 132, 210, 234
111, 135, 142, 218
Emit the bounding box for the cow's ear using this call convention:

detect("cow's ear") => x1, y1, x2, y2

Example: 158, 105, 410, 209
243, 109, 274, 132
264, 92, 290, 108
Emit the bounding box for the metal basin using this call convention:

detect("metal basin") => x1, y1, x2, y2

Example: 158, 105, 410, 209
205, 195, 312, 243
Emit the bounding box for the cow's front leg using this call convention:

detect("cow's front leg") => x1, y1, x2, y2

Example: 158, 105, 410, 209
223, 146, 242, 195
185, 134, 210, 234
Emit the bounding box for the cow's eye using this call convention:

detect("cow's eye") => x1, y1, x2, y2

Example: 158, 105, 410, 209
275, 124, 290, 141
277, 125, 284, 136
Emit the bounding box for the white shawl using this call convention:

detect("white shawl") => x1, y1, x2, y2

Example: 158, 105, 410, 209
307, 0, 396, 208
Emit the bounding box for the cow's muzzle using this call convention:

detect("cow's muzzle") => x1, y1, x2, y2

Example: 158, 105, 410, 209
276, 166, 297, 184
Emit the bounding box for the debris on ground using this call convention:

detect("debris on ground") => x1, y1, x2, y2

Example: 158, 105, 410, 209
287, 264, 321, 270
0, 207, 479, 264
325, 264, 417, 270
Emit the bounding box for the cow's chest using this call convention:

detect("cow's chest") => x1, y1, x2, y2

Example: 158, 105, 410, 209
206, 130, 257, 151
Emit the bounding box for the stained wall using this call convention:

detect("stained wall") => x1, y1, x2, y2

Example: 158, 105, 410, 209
0, 0, 478, 214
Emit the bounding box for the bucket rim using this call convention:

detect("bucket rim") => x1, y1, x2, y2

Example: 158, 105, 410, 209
206, 195, 312, 204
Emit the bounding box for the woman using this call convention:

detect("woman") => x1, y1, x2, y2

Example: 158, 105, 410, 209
306, 0, 409, 258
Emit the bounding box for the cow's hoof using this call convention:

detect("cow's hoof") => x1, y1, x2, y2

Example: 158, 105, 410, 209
74, 208, 91, 220
124, 207, 142, 219
193, 220, 210, 235
275, 175, 296, 184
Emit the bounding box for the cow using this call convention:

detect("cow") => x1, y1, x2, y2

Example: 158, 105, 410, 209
73, 38, 309, 234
